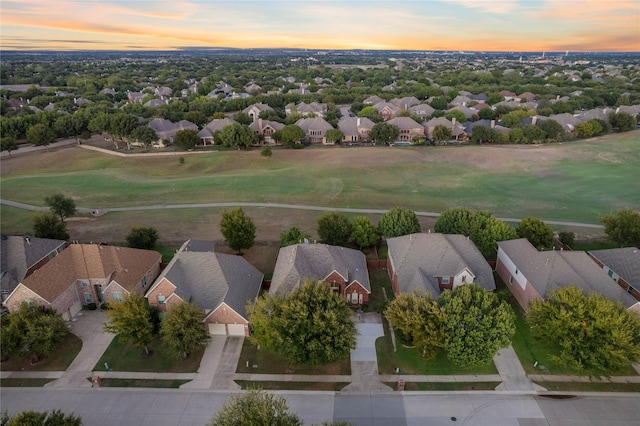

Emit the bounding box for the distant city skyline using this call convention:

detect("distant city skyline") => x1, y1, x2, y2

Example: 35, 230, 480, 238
1, 0, 639, 52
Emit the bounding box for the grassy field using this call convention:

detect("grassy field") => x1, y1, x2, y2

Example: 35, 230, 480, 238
2, 132, 638, 244
234, 380, 349, 391
384, 381, 501, 391
534, 381, 640, 392
0, 333, 82, 372
97, 378, 190, 388
0, 378, 56, 387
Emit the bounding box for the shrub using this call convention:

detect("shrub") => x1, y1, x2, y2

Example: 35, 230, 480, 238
86, 302, 97, 310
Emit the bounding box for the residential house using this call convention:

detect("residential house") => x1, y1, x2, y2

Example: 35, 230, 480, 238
338, 117, 375, 143
144, 98, 167, 108
145, 240, 262, 336
548, 113, 582, 132
127, 91, 145, 104
99, 88, 117, 96
496, 239, 640, 314
243, 103, 274, 122
588, 248, 640, 302
1, 236, 66, 303
244, 83, 262, 94
386, 117, 425, 142
390, 96, 421, 110
198, 118, 235, 145
449, 95, 474, 107
424, 117, 467, 141
408, 103, 435, 120
147, 118, 198, 147
154, 87, 173, 97
387, 233, 495, 297
295, 117, 335, 144
270, 243, 371, 305
372, 101, 401, 121
363, 95, 384, 105
447, 105, 477, 120
5, 244, 161, 320
249, 119, 284, 145
464, 119, 509, 137
286, 102, 327, 118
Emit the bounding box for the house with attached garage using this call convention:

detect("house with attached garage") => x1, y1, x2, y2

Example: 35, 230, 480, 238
197, 118, 235, 145
1, 235, 67, 303
243, 103, 273, 122
270, 243, 371, 305
588, 247, 640, 302
145, 240, 262, 336
4, 244, 161, 320
496, 239, 640, 314
386, 116, 425, 142
386, 233, 495, 297
249, 119, 284, 145
338, 117, 375, 143
295, 117, 335, 144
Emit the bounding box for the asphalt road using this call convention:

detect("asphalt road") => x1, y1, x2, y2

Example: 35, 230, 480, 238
2, 388, 639, 426
0, 199, 604, 229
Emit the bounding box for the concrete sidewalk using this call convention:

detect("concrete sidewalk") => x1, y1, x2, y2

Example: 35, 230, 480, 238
493, 345, 546, 391
180, 335, 227, 390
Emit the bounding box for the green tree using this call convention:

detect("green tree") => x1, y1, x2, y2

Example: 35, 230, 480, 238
444, 109, 466, 124
378, 207, 421, 238
324, 128, 344, 144
103, 294, 155, 356
370, 122, 399, 144
279, 226, 311, 247
160, 303, 209, 360
130, 126, 158, 151
470, 213, 518, 257
350, 216, 380, 249
220, 207, 256, 254
434, 208, 474, 235
478, 108, 496, 120
431, 124, 451, 143
1, 135, 19, 156
216, 123, 256, 149
470, 126, 500, 144
384, 291, 446, 359
599, 208, 640, 247
261, 145, 272, 157
126, 226, 159, 250
429, 96, 448, 110
278, 124, 305, 146
357, 106, 382, 122
184, 110, 208, 127
608, 111, 636, 132
558, 231, 575, 248
207, 388, 302, 426
317, 212, 352, 246
32, 212, 69, 240
248, 280, 357, 366
439, 284, 515, 367
44, 193, 77, 221
527, 286, 640, 376
233, 111, 253, 126
537, 119, 564, 141
26, 123, 55, 151
516, 217, 555, 250
173, 129, 200, 150
1, 409, 82, 426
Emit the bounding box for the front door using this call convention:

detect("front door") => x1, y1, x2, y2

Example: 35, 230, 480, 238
95, 285, 104, 303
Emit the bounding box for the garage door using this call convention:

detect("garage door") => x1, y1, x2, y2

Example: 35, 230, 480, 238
227, 324, 246, 336
70, 300, 82, 318
208, 323, 226, 335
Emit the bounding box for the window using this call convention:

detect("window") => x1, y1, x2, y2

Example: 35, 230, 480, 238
509, 276, 514, 285
628, 286, 636, 295
112, 292, 123, 302
441, 277, 450, 285
80, 280, 89, 288
515, 269, 519, 275
608, 270, 614, 278
158, 294, 166, 304
84, 293, 93, 303
462, 275, 467, 283
141, 276, 147, 288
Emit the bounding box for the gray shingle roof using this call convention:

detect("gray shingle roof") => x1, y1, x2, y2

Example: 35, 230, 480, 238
270, 244, 370, 297
498, 239, 638, 309
338, 117, 375, 136
589, 247, 640, 291
386, 117, 424, 130
1, 236, 66, 294
387, 233, 495, 296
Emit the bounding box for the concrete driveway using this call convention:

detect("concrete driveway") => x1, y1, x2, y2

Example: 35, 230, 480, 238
47, 310, 115, 388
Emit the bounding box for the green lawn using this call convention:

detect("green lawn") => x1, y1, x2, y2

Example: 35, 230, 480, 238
364, 269, 393, 313
93, 335, 204, 373
534, 381, 640, 392
384, 381, 501, 391
236, 340, 351, 375
0, 333, 82, 372
235, 380, 349, 391
572, 240, 619, 251
0, 379, 56, 387
97, 378, 190, 388
376, 317, 498, 376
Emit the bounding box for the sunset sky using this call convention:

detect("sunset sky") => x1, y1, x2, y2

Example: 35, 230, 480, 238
1, 0, 639, 52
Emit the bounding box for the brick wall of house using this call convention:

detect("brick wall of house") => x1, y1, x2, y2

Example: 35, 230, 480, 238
205, 303, 249, 336
324, 270, 347, 296
146, 278, 177, 312
51, 282, 83, 316
495, 257, 542, 312
387, 258, 400, 295
5, 285, 49, 311
102, 282, 129, 303
345, 282, 369, 305
587, 254, 640, 302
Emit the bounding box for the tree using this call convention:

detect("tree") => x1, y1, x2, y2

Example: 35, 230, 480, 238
261, 145, 272, 157
207, 388, 302, 426
279, 124, 305, 147
324, 128, 344, 145
1, 409, 82, 426
160, 303, 209, 360
431, 124, 451, 143
516, 217, 554, 250
130, 126, 158, 151
220, 207, 256, 254
316, 212, 352, 246
470, 213, 518, 257
103, 294, 155, 356
350, 216, 380, 249
537, 119, 564, 141
173, 129, 200, 150
439, 284, 516, 367
1, 135, 19, 156
384, 291, 446, 359
44, 193, 77, 221
233, 111, 253, 126
558, 231, 575, 248
32, 212, 69, 240
26, 123, 55, 151
478, 108, 496, 120
184, 110, 208, 127
599, 208, 640, 247
445, 109, 466, 124
126, 226, 159, 250
378, 207, 420, 238
470, 126, 500, 144
248, 280, 357, 366
216, 123, 256, 149
527, 286, 640, 376
608, 111, 636, 132
370, 122, 399, 144
429, 96, 448, 110
279, 226, 311, 247
434, 208, 475, 235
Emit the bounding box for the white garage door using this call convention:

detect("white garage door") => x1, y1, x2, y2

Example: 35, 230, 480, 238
208, 323, 226, 335
227, 324, 246, 336
70, 300, 82, 318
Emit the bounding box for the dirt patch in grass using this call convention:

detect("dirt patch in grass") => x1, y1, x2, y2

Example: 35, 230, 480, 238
97, 378, 190, 388
236, 340, 351, 375
0, 378, 55, 387
0, 333, 82, 372
235, 380, 349, 391
534, 381, 640, 392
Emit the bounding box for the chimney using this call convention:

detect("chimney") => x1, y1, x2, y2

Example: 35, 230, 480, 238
357, 117, 361, 126
451, 117, 457, 126
490, 120, 495, 129
258, 118, 263, 131
556, 95, 560, 100
532, 116, 538, 125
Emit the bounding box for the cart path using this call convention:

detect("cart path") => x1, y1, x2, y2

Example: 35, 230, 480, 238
0, 199, 604, 229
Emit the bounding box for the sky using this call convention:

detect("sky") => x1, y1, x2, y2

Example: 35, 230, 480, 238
1, 0, 639, 52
